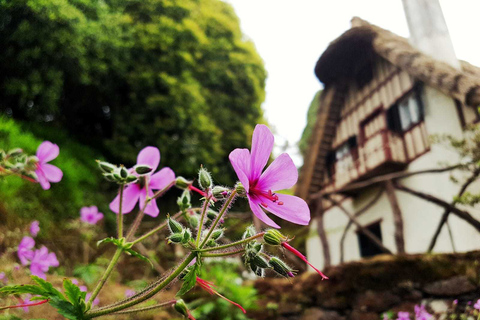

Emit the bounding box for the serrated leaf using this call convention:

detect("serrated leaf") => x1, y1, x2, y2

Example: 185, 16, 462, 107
49, 297, 82, 320
97, 237, 119, 247
177, 265, 198, 296
31, 276, 65, 300
0, 284, 45, 296
124, 248, 153, 268
63, 279, 84, 308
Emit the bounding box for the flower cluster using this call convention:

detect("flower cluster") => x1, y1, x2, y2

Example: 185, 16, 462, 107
80, 206, 104, 225
17, 222, 59, 280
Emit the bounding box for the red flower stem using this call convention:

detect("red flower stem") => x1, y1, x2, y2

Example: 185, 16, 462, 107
188, 185, 218, 202
196, 277, 246, 314
0, 298, 49, 311
0, 166, 37, 183
281, 242, 329, 280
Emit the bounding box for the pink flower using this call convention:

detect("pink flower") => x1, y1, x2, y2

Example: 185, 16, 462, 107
229, 125, 310, 228
29, 246, 59, 279
80, 206, 104, 225
17, 236, 35, 266
196, 277, 246, 314
474, 299, 480, 310
0, 272, 7, 285
125, 289, 135, 298
396, 312, 410, 320
30, 221, 40, 237
414, 304, 432, 320
109, 146, 175, 218
34, 141, 63, 190
85, 292, 99, 307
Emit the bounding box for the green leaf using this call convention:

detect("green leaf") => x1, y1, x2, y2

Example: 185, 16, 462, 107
177, 264, 198, 296
97, 237, 120, 247
63, 279, 84, 308
0, 284, 45, 296
124, 248, 153, 268
31, 276, 65, 300
49, 297, 82, 320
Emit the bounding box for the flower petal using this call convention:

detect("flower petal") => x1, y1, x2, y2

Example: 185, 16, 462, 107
109, 184, 141, 214
249, 125, 274, 181
229, 148, 251, 192
35, 168, 50, 190
41, 164, 63, 183
139, 188, 160, 218
247, 194, 280, 228
257, 153, 298, 191
149, 167, 175, 190
137, 146, 160, 172
36, 141, 59, 163
260, 193, 310, 225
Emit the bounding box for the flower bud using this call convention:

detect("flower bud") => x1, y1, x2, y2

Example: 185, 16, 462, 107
174, 299, 189, 317
269, 257, 294, 278
177, 189, 191, 210
263, 229, 286, 246
120, 166, 129, 179
168, 233, 183, 244
97, 161, 116, 173
204, 239, 217, 247
242, 225, 256, 239
125, 175, 137, 183
235, 182, 246, 196
103, 173, 116, 182
175, 176, 192, 189
211, 229, 224, 240
207, 209, 218, 221
168, 217, 184, 234
134, 165, 153, 175
182, 229, 192, 244
113, 172, 122, 181
251, 255, 269, 269
8, 148, 23, 156
186, 214, 198, 229
198, 167, 212, 190
212, 186, 230, 198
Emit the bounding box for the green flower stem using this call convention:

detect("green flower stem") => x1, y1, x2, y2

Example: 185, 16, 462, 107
200, 190, 237, 248
126, 180, 175, 240
131, 210, 183, 245
195, 193, 211, 246
117, 184, 125, 239
86, 247, 123, 310
85, 253, 196, 318
198, 233, 264, 253
202, 248, 245, 258
112, 300, 177, 315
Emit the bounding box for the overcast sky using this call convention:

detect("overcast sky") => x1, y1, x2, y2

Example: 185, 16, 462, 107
224, 0, 480, 165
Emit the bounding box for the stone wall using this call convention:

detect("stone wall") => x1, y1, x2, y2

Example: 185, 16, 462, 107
251, 251, 480, 320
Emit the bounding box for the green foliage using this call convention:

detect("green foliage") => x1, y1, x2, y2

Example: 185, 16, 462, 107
73, 264, 104, 286
97, 237, 154, 267
0, 116, 111, 234
299, 90, 321, 157
177, 261, 199, 296
0, 0, 267, 184
192, 261, 258, 320
0, 276, 86, 320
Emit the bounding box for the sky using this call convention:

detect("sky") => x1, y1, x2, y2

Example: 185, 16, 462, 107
224, 0, 480, 165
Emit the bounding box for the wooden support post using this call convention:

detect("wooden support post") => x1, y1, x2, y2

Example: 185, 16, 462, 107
313, 199, 331, 267
325, 195, 393, 254
384, 180, 405, 254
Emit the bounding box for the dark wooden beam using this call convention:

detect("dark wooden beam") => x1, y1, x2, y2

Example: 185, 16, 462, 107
313, 200, 331, 267
394, 183, 480, 233
384, 180, 405, 253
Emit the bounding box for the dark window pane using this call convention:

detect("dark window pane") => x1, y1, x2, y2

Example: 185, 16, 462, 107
358, 221, 383, 258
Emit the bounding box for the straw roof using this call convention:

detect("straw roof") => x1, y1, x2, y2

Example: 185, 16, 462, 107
297, 17, 480, 201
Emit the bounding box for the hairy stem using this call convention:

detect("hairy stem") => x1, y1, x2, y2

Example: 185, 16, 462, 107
198, 233, 264, 252
202, 249, 245, 258
87, 247, 123, 310
200, 190, 237, 248
112, 300, 177, 315
117, 185, 125, 239
85, 253, 196, 318
196, 194, 211, 245
131, 210, 183, 245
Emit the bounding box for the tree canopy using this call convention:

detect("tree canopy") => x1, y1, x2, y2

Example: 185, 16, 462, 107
0, 0, 266, 184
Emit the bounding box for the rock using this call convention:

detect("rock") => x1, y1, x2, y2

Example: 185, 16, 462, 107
426, 299, 449, 314
301, 308, 345, 320
321, 296, 349, 309
350, 310, 378, 320
423, 276, 476, 296
353, 290, 401, 312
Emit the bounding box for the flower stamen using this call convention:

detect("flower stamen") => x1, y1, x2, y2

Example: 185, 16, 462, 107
196, 277, 246, 314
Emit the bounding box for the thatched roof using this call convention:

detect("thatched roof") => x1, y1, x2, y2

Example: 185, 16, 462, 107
297, 17, 480, 201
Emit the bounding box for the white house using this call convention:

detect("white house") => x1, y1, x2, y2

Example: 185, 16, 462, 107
298, 0, 480, 269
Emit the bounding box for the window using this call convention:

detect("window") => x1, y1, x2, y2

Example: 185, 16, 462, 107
357, 221, 383, 258
387, 86, 424, 133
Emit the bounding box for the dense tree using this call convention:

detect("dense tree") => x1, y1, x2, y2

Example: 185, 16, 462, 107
0, 0, 266, 184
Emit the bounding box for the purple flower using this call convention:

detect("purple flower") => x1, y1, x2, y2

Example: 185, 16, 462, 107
80, 206, 104, 225
109, 146, 175, 218
396, 312, 410, 320
414, 304, 432, 320
22, 294, 32, 313
17, 236, 35, 266
35, 141, 63, 190
29, 246, 59, 279
453, 299, 458, 305
125, 289, 135, 298
474, 299, 480, 310
229, 125, 310, 228
30, 221, 40, 237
